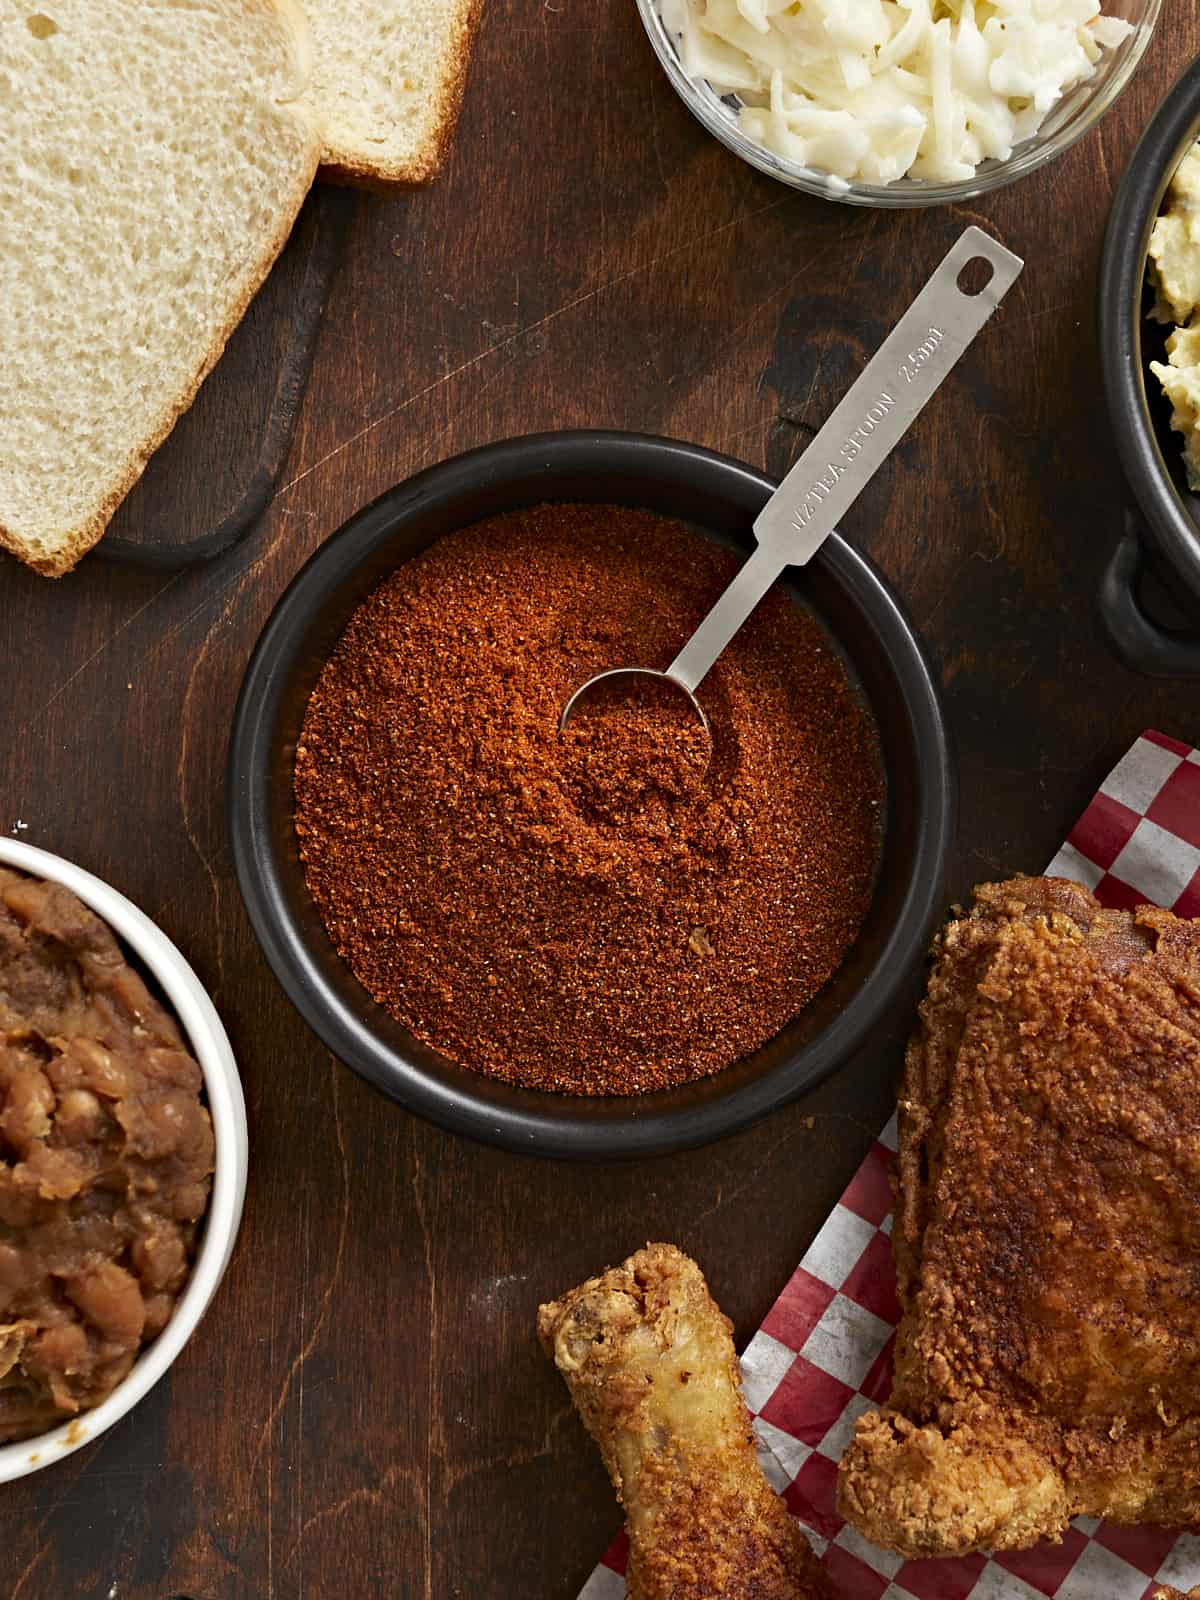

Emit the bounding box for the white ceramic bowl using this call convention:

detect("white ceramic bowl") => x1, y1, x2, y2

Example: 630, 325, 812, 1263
0, 838, 247, 1483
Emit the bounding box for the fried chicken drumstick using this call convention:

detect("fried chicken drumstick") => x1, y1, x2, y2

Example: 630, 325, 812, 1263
838, 877, 1200, 1559
539, 1243, 833, 1599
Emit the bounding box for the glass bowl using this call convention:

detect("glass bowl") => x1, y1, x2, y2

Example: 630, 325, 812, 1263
635, 0, 1162, 207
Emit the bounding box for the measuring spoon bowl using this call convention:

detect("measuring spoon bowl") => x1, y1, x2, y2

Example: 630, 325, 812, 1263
558, 666, 711, 744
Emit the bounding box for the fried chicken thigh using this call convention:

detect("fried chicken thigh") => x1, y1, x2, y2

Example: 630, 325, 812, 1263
539, 1243, 833, 1599
838, 878, 1200, 1558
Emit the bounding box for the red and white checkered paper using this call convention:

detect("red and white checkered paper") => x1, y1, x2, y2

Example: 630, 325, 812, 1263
580, 730, 1200, 1600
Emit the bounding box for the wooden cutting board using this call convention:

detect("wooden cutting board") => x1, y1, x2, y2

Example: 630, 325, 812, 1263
99, 185, 355, 571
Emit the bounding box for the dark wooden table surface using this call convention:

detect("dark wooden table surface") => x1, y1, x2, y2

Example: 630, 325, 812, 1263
5, 6, 1200, 1596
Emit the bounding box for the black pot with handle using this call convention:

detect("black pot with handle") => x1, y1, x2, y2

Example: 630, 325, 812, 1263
1099, 56, 1200, 677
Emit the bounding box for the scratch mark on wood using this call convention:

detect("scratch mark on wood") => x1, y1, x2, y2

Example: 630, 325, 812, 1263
176, 580, 249, 994
274, 196, 797, 500
20, 574, 182, 734
10, 1542, 50, 1600
690, 1126, 800, 1229
287, 1461, 415, 1563
1021, 301, 1079, 323
714, 419, 774, 454
250, 1061, 350, 1484
410, 1150, 442, 1600
442, 1415, 574, 1493
296, 1179, 309, 1600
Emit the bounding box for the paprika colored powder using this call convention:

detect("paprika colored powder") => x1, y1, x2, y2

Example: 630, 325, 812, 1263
293, 504, 883, 1096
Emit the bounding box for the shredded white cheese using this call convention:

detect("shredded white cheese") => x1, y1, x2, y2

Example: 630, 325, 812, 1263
659, 0, 1134, 185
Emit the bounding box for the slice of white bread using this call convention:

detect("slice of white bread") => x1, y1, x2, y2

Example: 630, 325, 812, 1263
0, 0, 323, 577
306, 0, 481, 187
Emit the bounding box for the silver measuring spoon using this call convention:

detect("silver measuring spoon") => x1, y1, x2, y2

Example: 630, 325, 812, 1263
560, 226, 1023, 734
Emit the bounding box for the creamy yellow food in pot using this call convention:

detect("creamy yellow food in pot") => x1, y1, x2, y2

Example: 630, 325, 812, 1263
1148, 145, 1200, 490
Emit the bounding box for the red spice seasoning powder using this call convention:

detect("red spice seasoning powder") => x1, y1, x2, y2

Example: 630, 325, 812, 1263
293, 504, 883, 1096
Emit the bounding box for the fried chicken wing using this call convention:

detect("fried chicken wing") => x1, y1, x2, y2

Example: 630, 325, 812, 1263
539, 1243, 833, 1599
838, 877, 1200, 1559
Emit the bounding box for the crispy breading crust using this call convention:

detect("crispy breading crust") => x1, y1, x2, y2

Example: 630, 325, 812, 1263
891, 876, 1164, 1302
539, 1243, 833, 1600
839, 877, 1200, 1559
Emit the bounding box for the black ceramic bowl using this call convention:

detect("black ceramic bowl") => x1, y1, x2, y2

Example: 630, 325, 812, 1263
1099, 58, 1200, 676
228, 432, 953, 1159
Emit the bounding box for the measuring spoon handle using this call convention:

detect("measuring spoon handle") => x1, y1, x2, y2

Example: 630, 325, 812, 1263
666, 226, 1023, 698
754, 226, 1023, 563
667, 543, 781, 694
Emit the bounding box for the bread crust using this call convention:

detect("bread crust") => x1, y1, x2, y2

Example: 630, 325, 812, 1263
315, 0, 483, 189
0, 0, 324, 577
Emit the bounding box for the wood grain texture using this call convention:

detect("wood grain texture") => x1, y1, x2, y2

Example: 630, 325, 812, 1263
3, 3, 1200, 1595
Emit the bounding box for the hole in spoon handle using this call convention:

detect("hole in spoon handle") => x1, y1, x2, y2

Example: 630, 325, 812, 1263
956, 255, 995, 296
